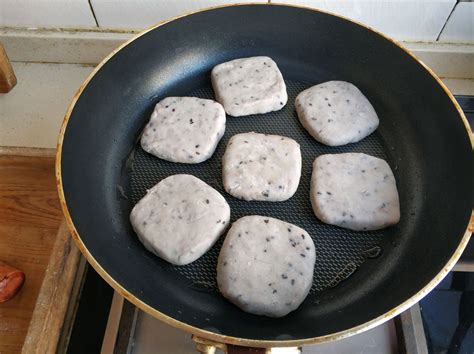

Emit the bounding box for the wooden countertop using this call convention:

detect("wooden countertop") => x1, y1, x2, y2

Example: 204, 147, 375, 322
0, 152, 63, 353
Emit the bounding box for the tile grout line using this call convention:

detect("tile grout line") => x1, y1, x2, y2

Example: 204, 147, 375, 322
436, 0, 459, 41
87, 0, 100, 28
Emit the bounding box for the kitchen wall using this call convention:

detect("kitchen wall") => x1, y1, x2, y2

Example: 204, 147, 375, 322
0, 0, 472, 43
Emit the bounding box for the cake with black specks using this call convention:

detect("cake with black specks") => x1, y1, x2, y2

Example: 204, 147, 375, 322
211, 56, 287, 117
130, 174, 230, 265
141, 97, 225, 163
310, 153, 400, 231
222, 132, 301, 202
295, 81, 379, 146
217, 216, 316, 317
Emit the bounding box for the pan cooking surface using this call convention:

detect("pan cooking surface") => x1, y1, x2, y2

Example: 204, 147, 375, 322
129, 80, 389, 293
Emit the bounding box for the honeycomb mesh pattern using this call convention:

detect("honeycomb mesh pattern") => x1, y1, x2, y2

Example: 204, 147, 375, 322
129, 80, 387, 293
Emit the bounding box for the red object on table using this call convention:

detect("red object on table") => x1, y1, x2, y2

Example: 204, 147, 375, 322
0, 261, 25, 303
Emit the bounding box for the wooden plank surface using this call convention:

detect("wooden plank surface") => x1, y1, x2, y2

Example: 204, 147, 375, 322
0, 154, 63, 354
22, 222, 83, 354
0, 43, 17, 93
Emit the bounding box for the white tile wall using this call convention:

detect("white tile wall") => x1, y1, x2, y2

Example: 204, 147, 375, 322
0, 0, 471, 43
274, 0, 456, 42
0, 29, 133, 65
439, 2, 474, 43
0, 62, 94, 148
90, 0, 267, 29
3, 28, 473, 82
0, 0, 96, 28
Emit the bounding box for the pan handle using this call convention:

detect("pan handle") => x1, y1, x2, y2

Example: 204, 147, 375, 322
192, 336, 301, 354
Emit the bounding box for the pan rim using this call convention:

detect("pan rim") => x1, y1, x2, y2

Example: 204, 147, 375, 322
56, 2, 474, 347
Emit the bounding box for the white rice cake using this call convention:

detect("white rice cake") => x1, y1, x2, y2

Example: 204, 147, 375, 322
130, 174, 230, 265
310, 153, 400, 231
222, 132, 301, 202
295, 81, 379, 146
211, 56, 288, 117
217, 216, 316, 317
141, 97, 226, 163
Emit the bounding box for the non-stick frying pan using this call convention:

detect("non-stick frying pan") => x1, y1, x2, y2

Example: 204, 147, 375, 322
57, 3, 473, 348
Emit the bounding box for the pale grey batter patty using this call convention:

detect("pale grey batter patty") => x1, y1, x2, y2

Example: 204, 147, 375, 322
130, 174, 230, 265
211, 56, 287, 117
310, 153, 400, 231
141, 97, 226, 163
217, 216, 316, 317
222, 132, 302, 201
296, 81, 379, 146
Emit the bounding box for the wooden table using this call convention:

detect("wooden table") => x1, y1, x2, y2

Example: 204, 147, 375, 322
0, 148, 82, 354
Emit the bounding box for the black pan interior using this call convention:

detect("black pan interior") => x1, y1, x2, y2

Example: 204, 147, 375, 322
61, 5, 473, 341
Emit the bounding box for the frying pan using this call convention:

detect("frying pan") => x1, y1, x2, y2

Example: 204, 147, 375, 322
57, 3, 473, 348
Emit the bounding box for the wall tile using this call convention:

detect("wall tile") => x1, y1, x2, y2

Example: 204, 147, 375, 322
439, 2, 473, 43
404, 42, 474, 79
0, 0, 96, 28
0, 62, 94, 148
91, 0, 267, 29
3, 29, 473, 80
274, 0, 456, 41
0, 29, 133, 64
